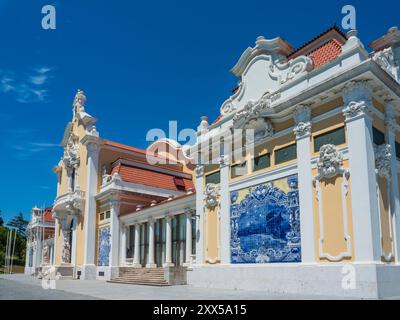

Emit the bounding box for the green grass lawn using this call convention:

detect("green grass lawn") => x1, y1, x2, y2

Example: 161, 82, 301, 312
0, 265, 25, 274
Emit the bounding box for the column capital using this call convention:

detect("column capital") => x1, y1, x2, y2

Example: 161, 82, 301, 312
195, 164, 204, 177
184, 207, 194, 216
81, 135, 102, 155
293, 104, 311, 139
109, 198, 120, 210
342, 81, 374, 121
219, 155, 230, 168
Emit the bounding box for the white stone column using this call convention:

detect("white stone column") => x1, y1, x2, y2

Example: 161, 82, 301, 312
293, 105, 315, 263
164, 216, 174, 267
120, 224, 127, 265
109, 198, 120, 278
82, 139, 100, 280
219, 155, 231, 264
343, 81, 381, 262
195, 165, 205, 265
184, 210, 193, 266
385, 102, 400, 262
133, 224, 141, 267
146, 220, 156, 268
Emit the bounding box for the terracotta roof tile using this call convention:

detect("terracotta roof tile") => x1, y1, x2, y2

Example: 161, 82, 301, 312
112, 164, 194, 192
307, 38, 343, 69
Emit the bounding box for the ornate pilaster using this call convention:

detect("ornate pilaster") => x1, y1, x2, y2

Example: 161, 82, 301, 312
293, 104, 315, 263
109, 198, 121, 270
61, 228, 71, 264
375, 144, 392, 179
342, 80, 381, 262
81, 136, 101, 280
195, 165, 205, 265
384, 102, 400, 262
219, 154, 230, 264
184, 208, 193, 266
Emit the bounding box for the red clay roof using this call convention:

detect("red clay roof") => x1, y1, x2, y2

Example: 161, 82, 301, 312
112, 163, 194, 192
307, 38, 343, 69
103, 140, 147, 155
43, 207, 54, 222
287, 25, 347, 59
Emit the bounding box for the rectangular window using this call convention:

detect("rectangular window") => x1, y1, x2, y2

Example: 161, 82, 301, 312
231, 162, 248, 179
99, 212, 105, 221
274, 144, 297, 165
205, 171, 220, 185
253, 154, 271, 172
373, 127, 385, 145
105, 211, 110, 219
396, 142, 400, 160
314, 127, 346, 152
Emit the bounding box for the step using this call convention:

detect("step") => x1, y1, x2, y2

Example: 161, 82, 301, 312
108, 280, 170, 286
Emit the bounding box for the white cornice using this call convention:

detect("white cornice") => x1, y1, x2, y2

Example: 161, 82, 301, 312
230, 36, 294, 77
120, 194, 195, 225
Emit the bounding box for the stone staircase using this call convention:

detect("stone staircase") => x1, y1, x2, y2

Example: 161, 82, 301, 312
108, 267, 170, 286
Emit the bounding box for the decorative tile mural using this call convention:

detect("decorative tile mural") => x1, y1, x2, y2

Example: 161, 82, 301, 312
98, 226, 111, 266
230, 174, 301, 264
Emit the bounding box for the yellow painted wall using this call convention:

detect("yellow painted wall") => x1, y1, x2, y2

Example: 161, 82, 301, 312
205, 206, 220, 264
378, 176, 395, 262
312, 159, 354, 262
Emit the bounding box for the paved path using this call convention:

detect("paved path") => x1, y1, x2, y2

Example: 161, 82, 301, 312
0, 274, 363, 300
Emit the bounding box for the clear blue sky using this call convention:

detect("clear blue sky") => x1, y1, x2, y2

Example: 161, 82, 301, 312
0, 0, 398, 223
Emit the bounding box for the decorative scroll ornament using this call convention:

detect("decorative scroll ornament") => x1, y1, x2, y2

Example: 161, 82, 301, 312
375, 144, 392, 179
293, 122, 311, 138
63, 133, 80, 172
373, 47, 396, 79
293, 105, 311, 138
315, 144, 347, 180
342, 81, 373, 120
204, 183, 220, 209
342, 101, 370, 119
61, 229, 71, 264
233, 100, 261, 124
268, 56, 314, 85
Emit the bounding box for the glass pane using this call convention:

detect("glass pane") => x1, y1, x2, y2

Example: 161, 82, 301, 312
274, 144, 297, 165
314, 127, 346, 152
205, 171, 220, 185
373, 127, 385, 145
253, 154, 271, 172
396, 142, 400, 160
231, 162, 247, 178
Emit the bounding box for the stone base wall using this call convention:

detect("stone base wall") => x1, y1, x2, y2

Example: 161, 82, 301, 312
187, 263, 400, 299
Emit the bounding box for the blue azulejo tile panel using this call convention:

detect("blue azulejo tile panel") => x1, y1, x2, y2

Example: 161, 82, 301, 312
230, 174, 301, 264
98, 226, 111, 266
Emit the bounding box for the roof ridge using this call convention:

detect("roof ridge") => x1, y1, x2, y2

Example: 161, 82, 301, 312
287, 24, 347, 58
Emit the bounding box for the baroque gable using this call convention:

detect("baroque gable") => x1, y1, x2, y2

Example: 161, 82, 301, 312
220, 36, 314, 118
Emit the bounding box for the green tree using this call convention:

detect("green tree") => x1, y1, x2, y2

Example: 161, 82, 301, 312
0, 210, 3, 227
7, 212, 28, 238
